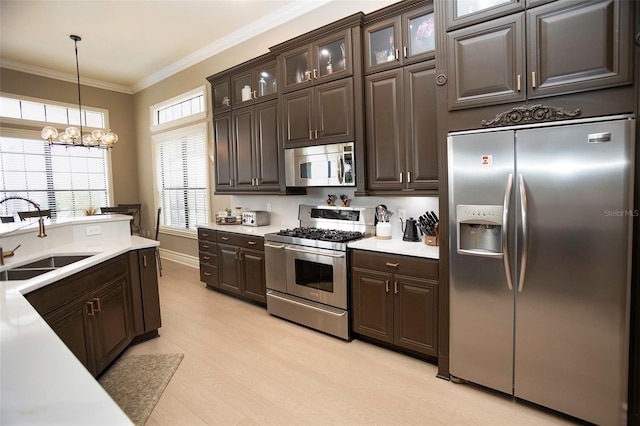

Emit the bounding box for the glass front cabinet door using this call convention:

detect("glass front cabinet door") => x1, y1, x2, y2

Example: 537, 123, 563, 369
446, 0, 524, 31
232, 60, 278, 107
280, 29, 352, 93
364, 5, 435, 74
211, 78, 231, 115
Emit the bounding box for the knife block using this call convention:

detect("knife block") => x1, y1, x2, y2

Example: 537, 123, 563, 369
424, 223, 439, 246
424, 235, 438, 246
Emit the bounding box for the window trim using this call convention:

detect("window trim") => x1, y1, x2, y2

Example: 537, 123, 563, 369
149, 85, 207, 133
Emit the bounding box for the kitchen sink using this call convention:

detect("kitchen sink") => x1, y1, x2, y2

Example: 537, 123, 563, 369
18, 255, 92, 269
0, 255, 93, 281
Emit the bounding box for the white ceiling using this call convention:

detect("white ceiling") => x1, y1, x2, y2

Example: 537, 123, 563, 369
0, 0, 396, 94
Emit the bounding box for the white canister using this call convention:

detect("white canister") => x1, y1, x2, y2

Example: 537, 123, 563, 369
376, 222, 392, 240
241, 85, 251, 101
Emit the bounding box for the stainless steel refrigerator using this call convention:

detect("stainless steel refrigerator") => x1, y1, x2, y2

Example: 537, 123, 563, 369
448, 115, 635, 425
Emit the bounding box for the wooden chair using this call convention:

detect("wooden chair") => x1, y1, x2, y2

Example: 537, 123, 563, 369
155, 207, 163, 277
118, 203, 142, 234
100, 206, 130, 214
18, 209, 51, 221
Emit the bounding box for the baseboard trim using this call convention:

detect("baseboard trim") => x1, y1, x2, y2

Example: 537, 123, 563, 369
159, 248, 198, 269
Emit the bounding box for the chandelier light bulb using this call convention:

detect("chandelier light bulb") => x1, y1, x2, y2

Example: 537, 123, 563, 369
82, 134, 96, 145
91, 129, 105, 142
104, 132, 119, 146
65, 126, 81, 140
41, 126, 59, 142
58, 133, 73, 144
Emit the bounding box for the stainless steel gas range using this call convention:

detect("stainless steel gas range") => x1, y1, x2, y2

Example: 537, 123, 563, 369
264, 204, 375, 340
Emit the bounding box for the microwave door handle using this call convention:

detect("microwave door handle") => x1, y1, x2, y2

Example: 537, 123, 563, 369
337, 155, 344, 184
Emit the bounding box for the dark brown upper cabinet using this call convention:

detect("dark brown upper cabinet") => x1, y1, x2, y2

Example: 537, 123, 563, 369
364, 4, 436, 74
231, 60, 278, 108
279, 29, 353, 94
365, 60, 437, 193
210, 77, 231, 115
446, 0, 632, 111
281, 77, 354, 148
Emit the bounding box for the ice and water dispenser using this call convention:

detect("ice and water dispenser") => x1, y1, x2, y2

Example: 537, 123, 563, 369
456, 205, 503, 256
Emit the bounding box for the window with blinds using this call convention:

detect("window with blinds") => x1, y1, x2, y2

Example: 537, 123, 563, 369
0, 136, 109, 218
153, 123, 208, 231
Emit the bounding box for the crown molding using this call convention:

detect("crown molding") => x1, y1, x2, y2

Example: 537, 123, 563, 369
0, 59, 134, 94
131, 0, 334, 93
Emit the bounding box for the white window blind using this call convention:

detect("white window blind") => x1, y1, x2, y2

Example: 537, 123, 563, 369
0, 136, 109, 218
154, 123, 208, 231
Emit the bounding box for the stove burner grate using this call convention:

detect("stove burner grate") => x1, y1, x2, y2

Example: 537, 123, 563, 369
277, 227, 363, 243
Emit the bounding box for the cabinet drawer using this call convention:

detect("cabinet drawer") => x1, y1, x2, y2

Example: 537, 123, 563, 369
199, 251, 217, 265
198, 240, 217, 254
200, 263, 218, 287
26, 255, 128, 316
351, 250, 438, 280
217, 232, 264, 250
198, 228, 217, 242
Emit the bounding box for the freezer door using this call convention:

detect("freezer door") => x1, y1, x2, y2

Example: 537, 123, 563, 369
448, 130, 516, 394
514, 119, 634, 425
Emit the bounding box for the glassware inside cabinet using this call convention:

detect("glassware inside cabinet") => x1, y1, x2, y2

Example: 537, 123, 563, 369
408, 12, 435, 57
368, 25, 396, 67
213, 81, 231, 111
317, 38, 347, 78
284, 51, 310, 87
257, 64, 277, 97
233, 74, 252, 105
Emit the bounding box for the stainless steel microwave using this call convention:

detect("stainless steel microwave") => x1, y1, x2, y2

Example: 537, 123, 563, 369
284, 142, 355, 187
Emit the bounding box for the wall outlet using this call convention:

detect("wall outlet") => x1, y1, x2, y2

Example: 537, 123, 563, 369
398, 209, 407, 223
85, 225, 102, 236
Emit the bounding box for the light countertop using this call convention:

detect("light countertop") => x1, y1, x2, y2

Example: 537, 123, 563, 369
197, 222, 284, 237
348, 236, 440, 260
1, 216, 159, 425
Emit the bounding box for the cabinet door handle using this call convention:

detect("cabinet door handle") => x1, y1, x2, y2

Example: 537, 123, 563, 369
203, 255, 211, 260
93, 297, 102, 312
143, 255, 148, 267
531, 71, 536, 89
407, 172, 411, 183
221, 237, 229, 241
309, 130, 314, 140
229, 179, 233, 186
202, 232, 210, 237
386, 262, 399, 268
204, 271, 212, 276
86, 301, 95, 316
403, 46, 407, 58
248, 241, 257, 245
252, 90, 258, 99
517, 74, 521, 92
399, 173, 403, 183
395, 49, 399, 61
313, 68, 318, 79
385, 280, 390, 293
394, 281, 398, 295
202, 244, 211, 249
314, 129, 318, 139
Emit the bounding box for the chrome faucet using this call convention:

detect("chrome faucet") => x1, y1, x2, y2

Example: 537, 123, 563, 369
0, 196, 47, 265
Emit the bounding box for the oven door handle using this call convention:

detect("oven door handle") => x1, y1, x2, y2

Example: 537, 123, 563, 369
267, 291, 347, 317
285, 245, 346, 258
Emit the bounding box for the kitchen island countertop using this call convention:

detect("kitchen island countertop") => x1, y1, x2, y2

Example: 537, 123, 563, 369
1, 215, 158, 425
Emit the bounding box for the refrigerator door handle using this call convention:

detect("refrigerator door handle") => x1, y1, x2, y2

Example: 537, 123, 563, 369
518, 174, 528, 292
503, 173, 514, 291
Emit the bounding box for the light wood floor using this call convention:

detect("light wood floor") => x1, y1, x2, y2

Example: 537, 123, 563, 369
124, 260, 578, 426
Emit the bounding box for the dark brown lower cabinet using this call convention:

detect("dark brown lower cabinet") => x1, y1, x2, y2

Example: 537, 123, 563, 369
128, 248, 162, 343
216, 231, 266, 304
351, 249, 439, 357
26, 255, 133, 377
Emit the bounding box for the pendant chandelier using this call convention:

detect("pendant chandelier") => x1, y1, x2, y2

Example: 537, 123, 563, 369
41, 35, 118, 149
